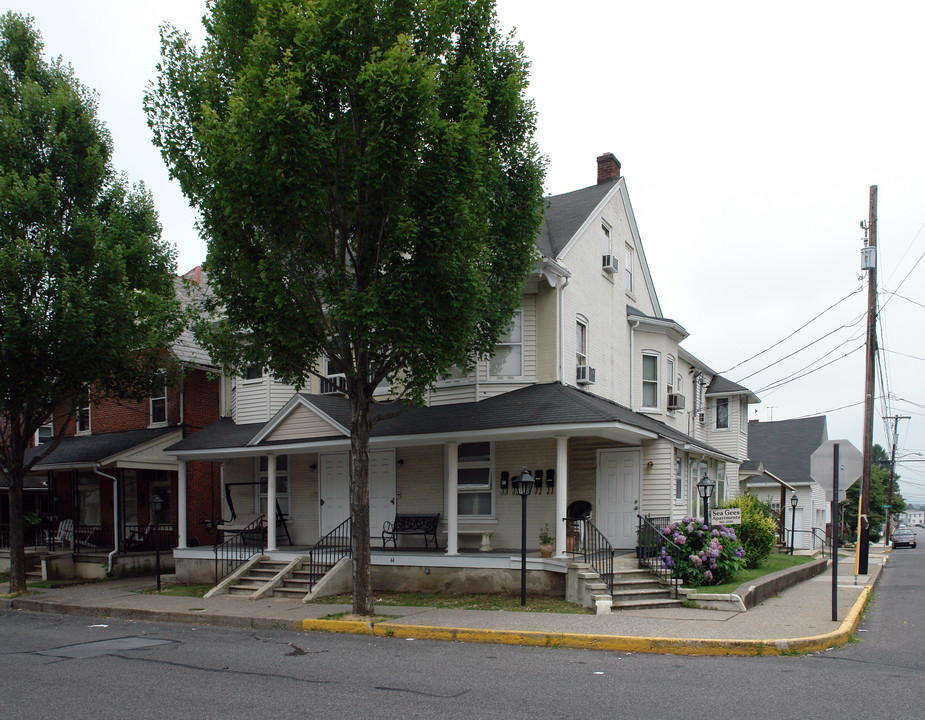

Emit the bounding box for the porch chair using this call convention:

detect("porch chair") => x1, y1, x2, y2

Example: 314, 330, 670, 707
54, 519, 73, 548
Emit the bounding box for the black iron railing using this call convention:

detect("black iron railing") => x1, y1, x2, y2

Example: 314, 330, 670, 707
125, 523, 176, 551
574, 517, 615, 594
305, 517, 352, 592
214, 516, 265, 585
73, 524, 103, 551
0, 524, 48, 549
637, 515, 681, 598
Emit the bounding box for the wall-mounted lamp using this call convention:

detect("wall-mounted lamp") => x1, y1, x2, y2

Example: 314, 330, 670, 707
309, 463, 317, 471
646, 461, 654, 469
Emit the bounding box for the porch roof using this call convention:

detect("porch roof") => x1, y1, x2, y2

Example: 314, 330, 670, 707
167, 382, 732, 461
24, 427, 180, 472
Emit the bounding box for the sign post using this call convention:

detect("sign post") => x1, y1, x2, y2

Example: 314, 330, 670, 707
810, 439, 862, 622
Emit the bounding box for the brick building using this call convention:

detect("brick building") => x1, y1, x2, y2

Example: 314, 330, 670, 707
16, 268, 221, 577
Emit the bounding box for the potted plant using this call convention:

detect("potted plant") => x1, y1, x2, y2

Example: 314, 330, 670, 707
538, 523, 554, 558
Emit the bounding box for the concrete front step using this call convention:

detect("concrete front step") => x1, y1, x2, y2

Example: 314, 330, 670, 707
612, 597, 684, 610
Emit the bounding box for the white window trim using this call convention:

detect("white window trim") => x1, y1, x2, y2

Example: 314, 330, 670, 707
150, 373, 168, 427
715, 397, 730, 431
488, 310, 523, 379
257, 455, 290, 519
641, 352, 659, 410
35, 415, 53, 445
76, 391, 91, 435
625, 243, 635, 296
450, 441, 495, 520
674, 451, 685, 503
576, 315, 588, 368
241, 365, 264, 385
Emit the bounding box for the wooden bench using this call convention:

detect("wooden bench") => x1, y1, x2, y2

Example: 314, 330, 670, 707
382, 513, 440, 550
442, 529, 494, 552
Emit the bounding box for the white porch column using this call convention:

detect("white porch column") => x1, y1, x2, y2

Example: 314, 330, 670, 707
555, 436, 568, 557
266, 454, 277, 551
446, 442, 459, 555
177, 460, 188, 549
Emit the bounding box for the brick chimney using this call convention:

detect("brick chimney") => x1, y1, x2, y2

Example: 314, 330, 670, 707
596, 152, 621, 184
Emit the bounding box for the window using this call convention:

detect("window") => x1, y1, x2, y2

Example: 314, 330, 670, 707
740, 398, 748, 432
244, 365, 263, 381
675, 452, 685, 501
715, 398, 729, 429
321, 356, 346, 394
35, 416, 53, 445
150, 372, 167, 425
456, 442, 492, 517
642, 353, 658, 408
76, 391, 90, 434
258, 455, 289, 518
123, 470, 139, 527
625, 244, 635, 293
602, 223, 612, 255
717, 463, 726, 504
576, 316, 588, 368
489, 310, 522, 377
666, 357, 675, 396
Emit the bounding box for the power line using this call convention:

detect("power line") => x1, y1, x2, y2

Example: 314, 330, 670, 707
718, 287, 863, 375
755, 341, 864, 395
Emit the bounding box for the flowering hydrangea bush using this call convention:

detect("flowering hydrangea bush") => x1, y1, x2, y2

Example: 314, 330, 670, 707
659, 516, 745, 586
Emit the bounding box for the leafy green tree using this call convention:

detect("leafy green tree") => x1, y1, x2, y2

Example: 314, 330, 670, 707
0, 13, 181, 594
147, 0, 545, 614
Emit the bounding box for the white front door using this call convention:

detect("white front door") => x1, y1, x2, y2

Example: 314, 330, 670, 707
369, 450, 397, 542
320, 453, 351, 536
319, 451, 396, 539
597, 449, 641, 549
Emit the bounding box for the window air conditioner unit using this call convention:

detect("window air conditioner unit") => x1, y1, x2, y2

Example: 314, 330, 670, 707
667, 393, 685, 410
576, 365, 596, 385
602, 254, 618, 274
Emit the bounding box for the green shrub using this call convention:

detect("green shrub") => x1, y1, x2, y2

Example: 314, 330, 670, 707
722, 495, 777, 569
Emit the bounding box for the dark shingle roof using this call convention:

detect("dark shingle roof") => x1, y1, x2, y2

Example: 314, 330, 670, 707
537, 181, 617, 259
168, 383, 731, 460
24, 427, 179, 470
746, 417, 828, 485
707, 375, 755, 396
172, 270, 215, 369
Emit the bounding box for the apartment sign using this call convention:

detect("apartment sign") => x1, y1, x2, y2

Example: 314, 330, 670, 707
710, 508, 742, 525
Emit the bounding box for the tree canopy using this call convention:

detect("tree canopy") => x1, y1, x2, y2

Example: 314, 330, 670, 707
844, 443, 906, 539
147, 0, 545, 614
0, 12, 181, 593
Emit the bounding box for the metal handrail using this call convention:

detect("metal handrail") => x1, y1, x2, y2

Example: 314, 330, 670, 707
575, 517, 616, 594
786, 526, 835, 557
305, 517, 352, 593
637, 515, 681, 598
214, 516, 265, 584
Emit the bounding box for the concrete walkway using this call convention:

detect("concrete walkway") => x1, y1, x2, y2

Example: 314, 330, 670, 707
2, 548, 888, 656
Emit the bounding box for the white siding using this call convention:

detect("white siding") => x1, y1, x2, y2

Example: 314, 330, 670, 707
266, 404, 343, 442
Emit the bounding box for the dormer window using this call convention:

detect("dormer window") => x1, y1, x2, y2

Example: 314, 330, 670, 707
715, 397, 729, 430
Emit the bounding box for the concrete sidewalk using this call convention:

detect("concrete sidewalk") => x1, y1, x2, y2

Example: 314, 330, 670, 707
2, 549, 888, 656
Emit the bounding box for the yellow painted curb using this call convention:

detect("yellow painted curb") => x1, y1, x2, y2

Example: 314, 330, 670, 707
296, 585, 872, 656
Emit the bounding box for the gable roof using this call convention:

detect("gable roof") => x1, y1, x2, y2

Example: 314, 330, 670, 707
707, 375, 760, 403
166, 382, 732, 461
746, 416, 828, 485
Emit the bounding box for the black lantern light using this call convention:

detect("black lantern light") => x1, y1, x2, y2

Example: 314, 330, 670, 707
696, 474, 715, 527
150, 494, 164, 592
790, 492, 799, 556
512, 468, 534, 606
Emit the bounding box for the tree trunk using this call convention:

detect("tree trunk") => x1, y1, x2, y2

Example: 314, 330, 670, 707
349, 391, 373, 616
7, 470, 27, 595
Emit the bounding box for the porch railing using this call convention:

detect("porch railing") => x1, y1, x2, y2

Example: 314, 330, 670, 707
124, 523, 176, 552
637, 515, 681, 598
573, 517, 615, 594
0, 524, 48, 549
305, 517, 352, 593
214, 516, 266, 585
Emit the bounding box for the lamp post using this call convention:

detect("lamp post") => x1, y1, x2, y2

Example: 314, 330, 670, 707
151, 494, 164, 592
512, 468, 534, 607
790, 492, 799, 556
696, 474, 715, 526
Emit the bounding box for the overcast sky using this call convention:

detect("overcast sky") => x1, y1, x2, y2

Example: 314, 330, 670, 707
11, 1, 925, 502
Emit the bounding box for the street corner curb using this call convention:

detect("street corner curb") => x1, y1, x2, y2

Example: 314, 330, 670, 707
299, 618, 375, 635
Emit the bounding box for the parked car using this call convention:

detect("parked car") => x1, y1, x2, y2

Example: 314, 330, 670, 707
892, 528, 917, 549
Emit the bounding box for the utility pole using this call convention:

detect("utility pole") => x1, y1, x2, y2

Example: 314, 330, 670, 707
883, 415, 909, 543
858, 186, 877, 576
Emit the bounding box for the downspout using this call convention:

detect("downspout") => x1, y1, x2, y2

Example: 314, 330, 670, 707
558, 275, 570, 384
94, 466, 119, 575
630, 320, 641, 409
